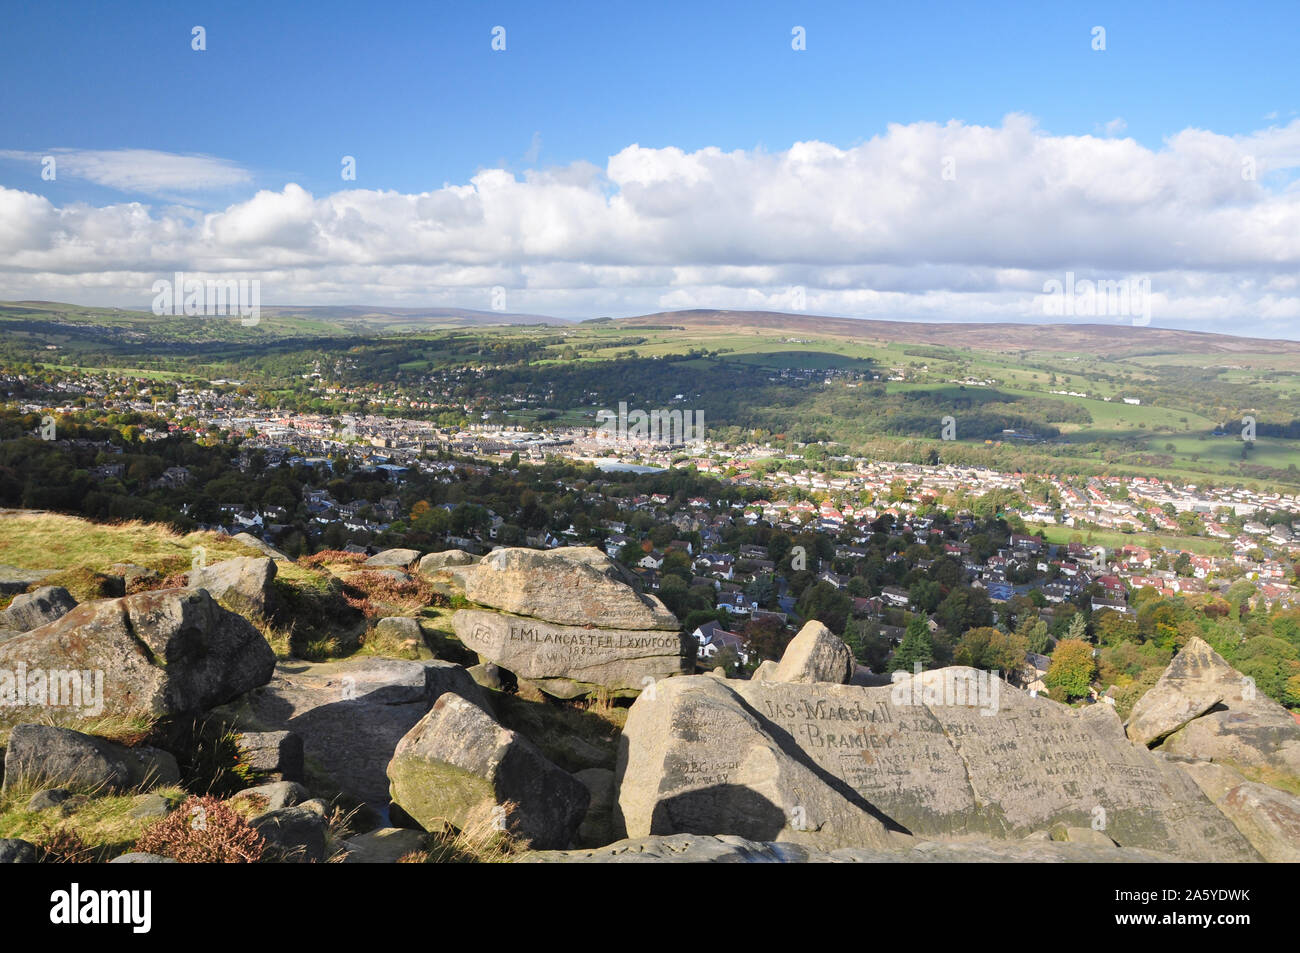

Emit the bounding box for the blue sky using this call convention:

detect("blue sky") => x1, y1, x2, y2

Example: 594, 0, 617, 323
1, 1, 1298, 334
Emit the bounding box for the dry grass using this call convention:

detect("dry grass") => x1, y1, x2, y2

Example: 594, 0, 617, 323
0, 784, 189, 859
418, 800, 530, 863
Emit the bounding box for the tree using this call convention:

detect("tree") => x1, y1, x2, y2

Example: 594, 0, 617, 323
891, 617, 934, 673
797, 580, 852, 634
1045, 639, 1097, 701
954, 626, 1028, 674
1016, 614, 1051, 654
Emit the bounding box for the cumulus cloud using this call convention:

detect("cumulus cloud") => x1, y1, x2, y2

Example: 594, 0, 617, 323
2, 116, 1300, 334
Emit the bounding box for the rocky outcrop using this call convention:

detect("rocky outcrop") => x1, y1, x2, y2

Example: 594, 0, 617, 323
1128, 638, 1300, 784
188, 556, 277, 618
452, 609, 691, 699
217, 657, 485, 807
0, 588, 275, 719
521, 832, 1182, 863
387, 692, 589, 850
614, 670, 1261, 861
771, 621, 854, 684
458, 547, 678, 631
1, 586, 77, 632
2, 725, 179, 793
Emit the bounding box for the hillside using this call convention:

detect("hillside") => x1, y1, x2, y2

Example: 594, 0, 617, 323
612, 309, 1300, 357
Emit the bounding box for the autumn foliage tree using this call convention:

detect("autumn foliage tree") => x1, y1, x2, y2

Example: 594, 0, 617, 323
1045, 638, 1097, 701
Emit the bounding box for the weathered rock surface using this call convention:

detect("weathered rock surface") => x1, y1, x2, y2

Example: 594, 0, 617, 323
236, 730, 304, 782
231, 780, 309, 812
340, 827, 427, 863
749, 660, 779, 682
0, 565, 55, 595
1, 586, 77, 632
574, 767, 616, 848
521, 832, 1182, 863
128, 792, 178, 820
459, 547, 678, 631
109, 852, 177, 864
189, 555, 277, 618
251, 805, 329, 862
0, 839, 38, 863
1214, 782, 1300, 863
1130, 638, 1300, 783
388, 692, 589, 850
772, 621, 854, 685
374, 617, 423, 644
453, 608, 691, 698
2, 725, 179, 793
217, 657, 485, 806
416, 550, 479, 575
231, 532, 291, 561
0, 588, 275, 719
365, 548, 421, 570
614, 670, 1261, 861
27, 788, 72, 811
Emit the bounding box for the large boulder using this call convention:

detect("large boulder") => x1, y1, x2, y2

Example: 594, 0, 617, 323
1129, 638, 1300, 783
2, 725, 179, 793
0, 588, 275, 720
365, 549, 421, 570
216, 657, 485, 807
388, 692, 589, 850
452, 609, 692, 698
614, 670, 1261, 861
188, 556, 277, 618
458, 547, 678, 631
416, 550, 479, 575
1, 586, 77, 632
771, 621, 854, 685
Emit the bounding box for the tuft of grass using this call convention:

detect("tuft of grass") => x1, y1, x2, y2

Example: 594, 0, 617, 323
419, 800, 529, 863
0, 785, 189, 860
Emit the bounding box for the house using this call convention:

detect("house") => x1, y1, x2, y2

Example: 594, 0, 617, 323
880, 586, 911, 608
692, 621, 751, 666
1020, 652, 1051, 692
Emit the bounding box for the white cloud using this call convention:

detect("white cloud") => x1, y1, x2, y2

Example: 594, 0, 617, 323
0, 148, 252, 195
2, 116, 1300, 334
